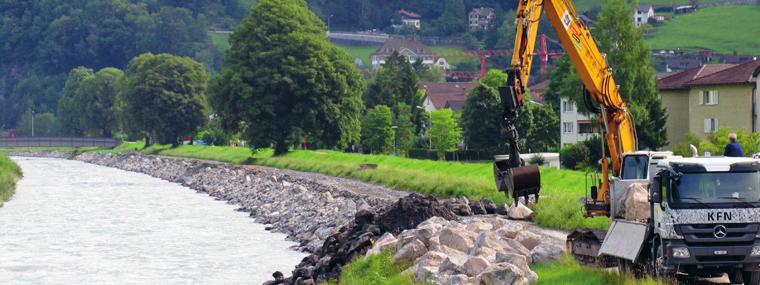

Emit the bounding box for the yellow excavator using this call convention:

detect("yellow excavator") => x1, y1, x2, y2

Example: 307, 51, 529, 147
494, 0, 637, 217
497, 1, 760, 283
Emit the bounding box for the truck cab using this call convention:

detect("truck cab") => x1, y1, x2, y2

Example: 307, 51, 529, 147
650, 157, 760, 282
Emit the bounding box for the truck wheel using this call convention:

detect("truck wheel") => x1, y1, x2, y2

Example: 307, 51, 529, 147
729, 270, 743, 284
742, 271, 759, 285
653, 243, 676, 281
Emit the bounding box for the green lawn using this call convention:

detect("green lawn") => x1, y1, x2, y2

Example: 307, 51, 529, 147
0, 154, 22, 207
99, 142, 610, 231
647, 5, 760, 54
429, 45, 482, 70
210, 32, 231, 52
334, 44, 380, 67
572, 0, 724, 12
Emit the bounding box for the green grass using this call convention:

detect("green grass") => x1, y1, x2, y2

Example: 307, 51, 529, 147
429, 45, 482, 70
327, 250, 415, 285
334, 44, 380, 67
102, 142, 610, 231
572, 0, 724, 12
0, 154, 22, 207
534, 256, 661, 285
647, 5, 760, 55
210, 32, 231, 52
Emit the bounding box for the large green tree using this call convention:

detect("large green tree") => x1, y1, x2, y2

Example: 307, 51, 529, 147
430, 108, 462, 160
118, 53, 210, 146
209, 0, 364, 155
76, 68, 124, 137
361, 105, 394, 154
594, 0, 667, 149
461, 83, 505, 154
58, 67, 95, 136
365, 52, 422, 130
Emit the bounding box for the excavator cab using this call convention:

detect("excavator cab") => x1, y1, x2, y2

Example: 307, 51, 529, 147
493, 70, 542, 205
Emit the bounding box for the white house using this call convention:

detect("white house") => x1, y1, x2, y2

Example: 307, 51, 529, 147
634, 4, 654, 27
396, 9, 421, 30
468, 7, 496, 30
560, 98, 597, 148
371, 38, 445, 69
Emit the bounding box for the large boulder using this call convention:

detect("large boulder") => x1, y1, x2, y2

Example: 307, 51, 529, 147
464, 256, 491, 276
508, 203, 534, 220
515, 231, 542, 250
439, 227, 475, 253
531, 243, 564, 264
476, 263, 532, 285
616, 183, 651, 221
495, 223, 524, 239
393, 238, 427, 264
366, 232, 397, 256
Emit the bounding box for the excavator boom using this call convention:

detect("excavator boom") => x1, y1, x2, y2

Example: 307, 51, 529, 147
497, 0, 638, 217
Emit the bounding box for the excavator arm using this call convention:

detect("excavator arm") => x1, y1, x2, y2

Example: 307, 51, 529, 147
498, 0, 638, 217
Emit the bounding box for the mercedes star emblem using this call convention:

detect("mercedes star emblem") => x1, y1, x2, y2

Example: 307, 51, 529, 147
714, 225, 728, 239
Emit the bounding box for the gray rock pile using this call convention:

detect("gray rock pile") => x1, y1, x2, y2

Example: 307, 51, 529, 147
367, 216, 565, 285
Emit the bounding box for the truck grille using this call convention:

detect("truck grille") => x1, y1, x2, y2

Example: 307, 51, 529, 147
676, 223, 758, 246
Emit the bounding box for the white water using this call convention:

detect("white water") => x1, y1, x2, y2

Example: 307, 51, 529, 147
0, 157, 306, 284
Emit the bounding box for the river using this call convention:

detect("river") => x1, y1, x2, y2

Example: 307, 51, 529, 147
0, 157, 307, 284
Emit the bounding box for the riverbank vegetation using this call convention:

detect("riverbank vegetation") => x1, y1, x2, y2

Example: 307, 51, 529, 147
96, 141, 610, 231
0, 155, 22, 207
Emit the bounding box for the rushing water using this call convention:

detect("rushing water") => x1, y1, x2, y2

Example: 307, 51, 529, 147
0, 157, 307, 284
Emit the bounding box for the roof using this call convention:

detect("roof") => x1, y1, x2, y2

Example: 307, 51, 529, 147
445, 100, 465, 112
658, 64, 736, 90
636, 4, 653, 13
469, 7, 495, 17
687, 59, 760, 86
419, 82, 475, 110
529, 79, 550, 104
374, 38, 432, 56
724, 55, 758, 64
658, 157, 759, 172
398, 9, 421, 19
665, 57, 702, 71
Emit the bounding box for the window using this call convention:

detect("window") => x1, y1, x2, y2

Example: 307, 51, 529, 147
699, 90, 719, 105
704, 118, 718, 133
563, 122, 574, 133
562, 101, 574, 112
578, 121, 594, 134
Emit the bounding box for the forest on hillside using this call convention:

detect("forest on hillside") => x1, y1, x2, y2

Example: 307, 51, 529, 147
0, 0, 250, 129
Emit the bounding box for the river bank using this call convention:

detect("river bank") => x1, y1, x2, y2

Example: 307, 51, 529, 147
0, 154, 22, 206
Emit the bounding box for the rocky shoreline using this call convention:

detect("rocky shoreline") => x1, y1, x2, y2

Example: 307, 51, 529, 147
11, 151, 567, 285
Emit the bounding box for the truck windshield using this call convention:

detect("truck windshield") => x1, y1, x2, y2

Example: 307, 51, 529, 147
671, 172, 760, 204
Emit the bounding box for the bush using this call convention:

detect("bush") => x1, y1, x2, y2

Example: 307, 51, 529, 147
671, 128, 760, 157
528, 154, 546, 166
560, 143, 590, 169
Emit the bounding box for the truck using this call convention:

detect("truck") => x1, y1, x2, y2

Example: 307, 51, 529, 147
495, 0, 760, 283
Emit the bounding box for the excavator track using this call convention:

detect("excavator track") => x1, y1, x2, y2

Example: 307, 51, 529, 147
566, 229, 611, 267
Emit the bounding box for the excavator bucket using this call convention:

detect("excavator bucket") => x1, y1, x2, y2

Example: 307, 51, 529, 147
494, 155, 541, 205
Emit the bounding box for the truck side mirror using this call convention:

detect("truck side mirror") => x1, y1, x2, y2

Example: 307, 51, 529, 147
650, 173, 663, 203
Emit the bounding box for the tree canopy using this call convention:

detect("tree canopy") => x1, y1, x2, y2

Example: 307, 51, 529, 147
118, 53, 210, 145
361, 105, 394, 154
365, 52, 423, 131
430, 108, 462, 160
210, 0, 364, 155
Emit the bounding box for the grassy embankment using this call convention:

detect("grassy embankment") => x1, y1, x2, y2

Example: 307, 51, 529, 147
0, 154, 22, 207
108, 142, 609, 231
647, 5, 760, 55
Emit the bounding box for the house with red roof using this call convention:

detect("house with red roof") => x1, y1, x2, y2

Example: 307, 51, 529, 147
394, 9, 421, 30
658, 60, 760, 146
418, 82, 476, 112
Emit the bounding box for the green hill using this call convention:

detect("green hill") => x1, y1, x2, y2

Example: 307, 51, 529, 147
647, 5, 760, 55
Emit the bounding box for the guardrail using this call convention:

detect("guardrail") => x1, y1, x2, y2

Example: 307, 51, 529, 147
0, 137, 122, 148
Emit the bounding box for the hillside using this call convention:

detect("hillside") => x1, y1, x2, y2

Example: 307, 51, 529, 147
647, 5, 760, 54
572, 0, 727, 11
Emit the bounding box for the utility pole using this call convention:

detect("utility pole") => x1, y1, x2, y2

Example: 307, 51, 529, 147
328, 14, 334, 33
31, 109, 35, 137
392, 125, 398, 155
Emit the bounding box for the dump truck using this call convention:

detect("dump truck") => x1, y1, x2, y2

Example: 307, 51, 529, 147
495, 0, 760, 283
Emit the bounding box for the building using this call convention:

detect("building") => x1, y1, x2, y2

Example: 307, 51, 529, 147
371, 38, 447, 69
658, 60, 760, 146
560, 98, 596, 148
674, 5, 696, 14
665, 56, 702, 72
418, 82, 476, 112
395, 9, 421, 30
634, 4, 654, 27
468, 7, 496, 30
529, 79, 550, 104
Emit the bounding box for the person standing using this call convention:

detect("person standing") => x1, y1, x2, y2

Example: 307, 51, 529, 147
724, 133, 744, 157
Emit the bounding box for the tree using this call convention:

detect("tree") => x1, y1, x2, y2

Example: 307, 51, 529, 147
58, 67, 94, 136
118, 53, 210, 146
595, 0, 667, 149
361, 105, 394, 153
525, 102, 559, 152
76, 68, 123, 137
461, 83, 505, 154
209, 0, 364, 155
365, 52, 422, 130
430, 109, 462, 160
394, 103, 416, 156
17, 111, 58, 137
